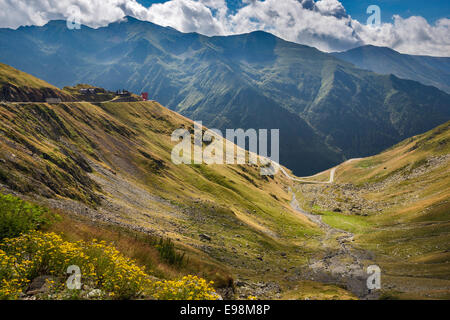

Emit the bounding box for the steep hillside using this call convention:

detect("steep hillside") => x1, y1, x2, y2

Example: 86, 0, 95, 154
0, 65, 350, 298
295, 121, 450, 299
1, 17, 449, 175
0, 63, 73, 102
333, 45, 450, 94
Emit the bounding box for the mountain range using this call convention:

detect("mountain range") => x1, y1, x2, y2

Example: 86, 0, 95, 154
0, 17, 449, 175
333, 45, 450, 94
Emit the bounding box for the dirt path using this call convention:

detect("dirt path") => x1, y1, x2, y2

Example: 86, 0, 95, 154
289, 188, 379, 299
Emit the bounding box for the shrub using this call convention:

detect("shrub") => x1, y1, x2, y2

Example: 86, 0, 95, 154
0, 193, 58, 240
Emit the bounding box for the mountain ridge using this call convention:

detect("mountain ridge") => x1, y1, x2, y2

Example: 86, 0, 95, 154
332, 45, 450, 94
1, 17, 449, 175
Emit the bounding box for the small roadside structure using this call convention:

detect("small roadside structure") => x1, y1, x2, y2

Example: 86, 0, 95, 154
116, 89, 131, 96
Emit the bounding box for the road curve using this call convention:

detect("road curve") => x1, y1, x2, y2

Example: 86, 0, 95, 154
278, 158, 362, 184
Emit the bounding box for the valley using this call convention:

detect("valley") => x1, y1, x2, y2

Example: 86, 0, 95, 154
0, 63, 335, 299
0, 39, 448, 300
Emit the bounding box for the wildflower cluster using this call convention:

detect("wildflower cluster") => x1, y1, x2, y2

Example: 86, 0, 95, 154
0, 232, 151, 299
0, 232, 220, 300
84, 240, 152, 299
0, 249, 30, 299
152, 275, 220, 300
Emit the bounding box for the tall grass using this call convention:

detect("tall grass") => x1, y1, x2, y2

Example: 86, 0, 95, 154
154, 238, 185, 267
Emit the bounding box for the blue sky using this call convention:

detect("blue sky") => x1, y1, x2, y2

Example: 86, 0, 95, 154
137, 0, 450, 23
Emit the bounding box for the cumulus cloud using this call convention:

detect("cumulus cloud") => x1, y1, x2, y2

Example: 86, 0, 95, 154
0, 0, 448, 57
354, 15, 450, 57
0, 0, 145, 29
315, 0, 348, 19
145, 0, 226, 35
227, 0, 358, 52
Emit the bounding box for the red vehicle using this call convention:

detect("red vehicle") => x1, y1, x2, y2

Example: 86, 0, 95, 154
141, 92, 148, 101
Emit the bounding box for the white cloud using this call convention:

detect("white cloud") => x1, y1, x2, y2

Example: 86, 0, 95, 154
0, 0, 448, 57
354, 15, 450, 57
145, 0, 225, 35
315, 0, 348, 19
227, 0, 358, 52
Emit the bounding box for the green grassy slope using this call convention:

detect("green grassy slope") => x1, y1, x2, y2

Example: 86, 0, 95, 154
0, 92, 331, 298
0, 63, 73, 101
296, 121, 450, 299
0, 62, 58, 89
